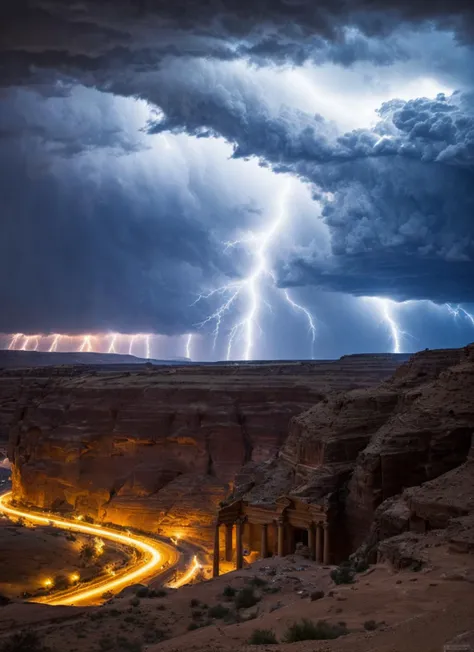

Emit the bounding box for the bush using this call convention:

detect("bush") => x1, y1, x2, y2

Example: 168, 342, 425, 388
79, 542, 95, 564
354, 559, 369, 573
192, 610, 202, 619
222, 585, 236, 598
283, 619, 349, 642
189, 598, 200, 607
235, 587, 260, 610
248, 629, 278, 645
154, 589, 167, 598
330, 565, 355, 585
364, 620, 378, 631
135, 587, 149, 598
129, 597, 140, 607
208, 603, 230, 619
0, 630, 49, 652
248, 576, 267, 588
187, 622, 199, 631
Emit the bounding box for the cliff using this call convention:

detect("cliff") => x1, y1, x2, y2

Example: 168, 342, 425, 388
6, 355, 407, 545
238, 345, 474, 557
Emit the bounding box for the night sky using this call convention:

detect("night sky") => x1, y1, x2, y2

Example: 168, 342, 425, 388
1, 1, 474, 361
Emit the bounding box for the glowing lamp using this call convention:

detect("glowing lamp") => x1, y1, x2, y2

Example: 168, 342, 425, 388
70, 573, 80, 583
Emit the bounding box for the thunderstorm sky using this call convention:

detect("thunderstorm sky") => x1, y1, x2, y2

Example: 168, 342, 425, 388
1, 1, 474, 361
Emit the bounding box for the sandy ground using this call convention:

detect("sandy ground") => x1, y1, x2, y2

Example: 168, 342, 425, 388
0, 519, 129, 599
0, 541, 472, 652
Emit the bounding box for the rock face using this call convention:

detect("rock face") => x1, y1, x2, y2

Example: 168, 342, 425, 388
6, 355, 406, 545
238, 345, 474, 557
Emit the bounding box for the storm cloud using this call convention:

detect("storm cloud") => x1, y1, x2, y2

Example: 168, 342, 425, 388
0, 0, 474, 357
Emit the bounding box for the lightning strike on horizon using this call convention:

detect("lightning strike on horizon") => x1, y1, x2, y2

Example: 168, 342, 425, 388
363, 297, 404, 353
185, 334, 193, 360
108, 333, 118, 353
21, 336, 30, 351
8, 333, 22, 350
194, 179, 317, 360
79, 335, 93, 352
128, 334, 137, 355
49, 334, 61, 352
32, 336, 40, 351
145, 335, 151, 359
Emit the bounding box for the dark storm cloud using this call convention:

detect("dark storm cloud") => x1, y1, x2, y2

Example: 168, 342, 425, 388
1, 0, 474, 88
2, 0, 474, 339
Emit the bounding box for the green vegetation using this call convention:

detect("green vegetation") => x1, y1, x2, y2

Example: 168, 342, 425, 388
187, 622, 200, 631
248, 629, 278, 645
235, 586, 260, 609
330, 563, 355, 585
208, 603, 230, 619
283, 619, 349, 642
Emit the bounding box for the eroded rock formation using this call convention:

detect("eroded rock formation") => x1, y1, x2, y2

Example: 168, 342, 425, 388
236, 345, 474, 558
6, 355, 406, 544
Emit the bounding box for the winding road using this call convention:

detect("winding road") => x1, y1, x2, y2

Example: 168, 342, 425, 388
0, 491, 198, 605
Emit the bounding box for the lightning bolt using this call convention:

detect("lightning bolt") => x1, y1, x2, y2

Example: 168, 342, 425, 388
446, 303, 474, 327
32, 336, 40, 351
145, 335, 151, 359
363, 297, 404, 353
79, 335, 93, 352
282, 290, 317, 359
194, 179, 317, 361
108, 333, 118, 353
128, 334, 137, 355
8, 333, 22, 350
21, 336, 30, 351
185, 334, 193, 360
49, 334, 61, 352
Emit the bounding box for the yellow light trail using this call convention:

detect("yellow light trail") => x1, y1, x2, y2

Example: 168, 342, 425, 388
168, 555, 202, 589
0, 492, 199, 605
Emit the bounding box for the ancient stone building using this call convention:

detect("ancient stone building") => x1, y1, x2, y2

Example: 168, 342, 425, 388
212, 496, 331, 576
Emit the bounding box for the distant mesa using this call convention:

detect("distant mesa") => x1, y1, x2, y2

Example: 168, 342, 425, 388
0, 349, 191, 369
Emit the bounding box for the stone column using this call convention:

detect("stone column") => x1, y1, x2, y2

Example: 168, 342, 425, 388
212, 522, 220, 578
316, 522, 323, 563
277, 518, 285, 557
323, 522, 330, 564
236, 519, 244, 570
260, 523, 268, 559
307, 524, 316, 561
225, 524, 233, 562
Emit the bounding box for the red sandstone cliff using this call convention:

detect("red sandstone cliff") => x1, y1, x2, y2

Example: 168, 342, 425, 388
6, 355, 405, 544
237, 345, 474, 557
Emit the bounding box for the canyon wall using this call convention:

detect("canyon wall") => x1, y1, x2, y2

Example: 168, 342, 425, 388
6, 355, 407, 544
237, 345, 474, 557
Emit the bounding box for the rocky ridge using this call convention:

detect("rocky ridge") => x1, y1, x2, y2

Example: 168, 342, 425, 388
237, 345, 474, 557
6, 354, 407, 545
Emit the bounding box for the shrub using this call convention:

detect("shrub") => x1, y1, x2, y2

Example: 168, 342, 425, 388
192, 610, 202, 619
0, 630, 49, 652
222, 585, 236, 598
135, 587, 149, 598
189, 598, 200, 607
364, 620, 378, 631
310, 590, 325, 601
248, 629, 278, 645
188, 622, 199, 631
354, 559, 369, 573
283, 619, 349, 642
330, 565, 354, 585
208, 603, 230, 619
248, 576, 267, 588
129, 597, 140, 607
79, 542, 95, 564
235, 586, 259, 610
